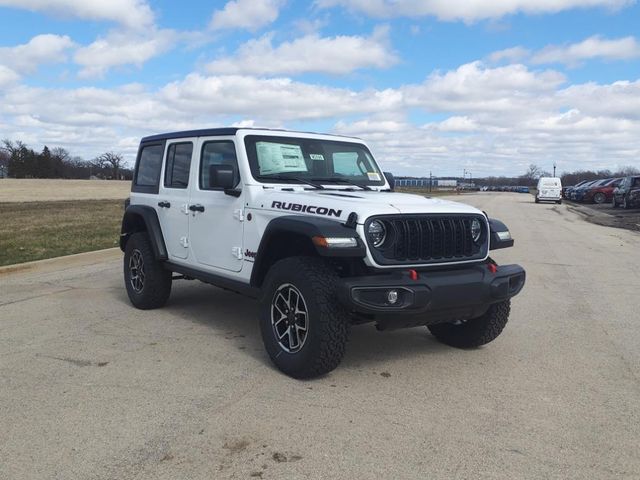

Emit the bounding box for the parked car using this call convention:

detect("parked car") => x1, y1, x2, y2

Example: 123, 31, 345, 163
571, 179, 605, 202
612, 176, 640, 209
535, 177, 562, 203
564, 180, 590, 199
583, 178, 622, 204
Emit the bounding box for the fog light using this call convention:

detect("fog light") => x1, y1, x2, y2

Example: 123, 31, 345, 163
387, 290, 398, 304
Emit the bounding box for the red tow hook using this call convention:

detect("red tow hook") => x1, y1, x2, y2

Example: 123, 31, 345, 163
409, 269, 419, 281
488, 263, 498, 274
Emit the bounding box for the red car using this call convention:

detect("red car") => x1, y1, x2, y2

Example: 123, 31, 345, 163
583, 178, 622, 204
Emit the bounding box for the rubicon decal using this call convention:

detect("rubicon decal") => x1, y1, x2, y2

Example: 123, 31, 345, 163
271, 201, 342, 218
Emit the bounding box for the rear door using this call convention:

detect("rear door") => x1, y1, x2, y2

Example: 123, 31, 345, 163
187, 137, 245, 273
157, 139, 195, 260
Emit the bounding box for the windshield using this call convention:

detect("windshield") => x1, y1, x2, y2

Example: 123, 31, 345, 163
244, 135, 386, 187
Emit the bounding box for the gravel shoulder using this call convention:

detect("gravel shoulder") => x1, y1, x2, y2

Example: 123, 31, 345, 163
1, 193, 639, 479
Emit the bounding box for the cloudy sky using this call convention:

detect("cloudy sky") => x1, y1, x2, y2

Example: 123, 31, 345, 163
0, 0, 639, 177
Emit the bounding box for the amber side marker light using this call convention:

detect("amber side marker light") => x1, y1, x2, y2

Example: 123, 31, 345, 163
312, 236, 358, 248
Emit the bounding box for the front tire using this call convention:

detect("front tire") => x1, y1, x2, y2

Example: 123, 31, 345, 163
124, 232, 172, 309
428, 300, 511, 348
593, 192, 606, 204
259, 256, 349, 379
623, 195, 630, 209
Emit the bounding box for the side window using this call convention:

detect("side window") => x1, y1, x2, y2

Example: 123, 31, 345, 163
164, 142, 193, 189
200, 141, 239, 190
134, 144, 164, 191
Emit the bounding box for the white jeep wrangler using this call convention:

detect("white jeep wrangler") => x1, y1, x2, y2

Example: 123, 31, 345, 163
121, 128, 525, 378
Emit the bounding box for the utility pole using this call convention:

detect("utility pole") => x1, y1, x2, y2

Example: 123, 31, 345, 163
553, 162, 556, 177
429, 171, 432, 192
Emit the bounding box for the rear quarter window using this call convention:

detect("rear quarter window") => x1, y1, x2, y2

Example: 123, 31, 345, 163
133, 143, 164, 193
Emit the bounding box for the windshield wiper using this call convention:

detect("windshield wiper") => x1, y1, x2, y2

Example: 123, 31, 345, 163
260, 174, 325, 190
311, 177, 372, 191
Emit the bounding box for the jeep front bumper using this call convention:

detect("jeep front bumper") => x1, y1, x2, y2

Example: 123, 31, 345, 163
337, 263, 525, 327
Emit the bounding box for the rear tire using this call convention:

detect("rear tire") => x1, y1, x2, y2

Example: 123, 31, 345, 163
259, 256, 350, 379
593, 192, 606, 204
612, 197, 619, 208
428, 300, 511, 348
124, 232, 172, 309
535, 197, 539, 203
623, 195, 630, 209
556, 199, 562, 204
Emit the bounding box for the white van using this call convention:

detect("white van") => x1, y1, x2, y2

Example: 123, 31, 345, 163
536, 177, 562, 204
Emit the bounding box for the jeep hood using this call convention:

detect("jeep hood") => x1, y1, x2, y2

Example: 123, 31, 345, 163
253, 188, 483, 221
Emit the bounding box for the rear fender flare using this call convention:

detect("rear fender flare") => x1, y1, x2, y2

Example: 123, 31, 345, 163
120, 205, 168, 260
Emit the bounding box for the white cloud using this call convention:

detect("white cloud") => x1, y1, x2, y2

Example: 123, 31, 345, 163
402, 61, 565, 115
0, 0, 154, 28
488, 46, 531, 63
531, 35, 640, 65
0, 34, 74, 74
206, 27, 397, 75
315, 0, 633, 22
74, 29, 177, 78
210, 0, 284, 31
0, 61, 639, 175
0, 65, 20, 88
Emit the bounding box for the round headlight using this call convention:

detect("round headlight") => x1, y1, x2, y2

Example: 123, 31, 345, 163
367, 220, 386, 247
471, 218, 482, 243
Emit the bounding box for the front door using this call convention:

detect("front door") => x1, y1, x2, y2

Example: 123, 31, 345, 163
188, 138, 244, 272
157, 139, 195, 260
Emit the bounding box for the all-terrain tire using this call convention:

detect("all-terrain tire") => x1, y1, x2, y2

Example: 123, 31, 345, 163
428, 300, 511, 348
259, 256, 350, 379
124, 232, 172, 309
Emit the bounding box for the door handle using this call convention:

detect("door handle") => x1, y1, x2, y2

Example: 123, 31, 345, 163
157, 201, 171, 208
189, 204, 205, 213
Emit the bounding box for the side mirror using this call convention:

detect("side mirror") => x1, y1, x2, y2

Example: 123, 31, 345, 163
209, 164, 236, 190
384, 171, 395, 191
488, 218, 514, 250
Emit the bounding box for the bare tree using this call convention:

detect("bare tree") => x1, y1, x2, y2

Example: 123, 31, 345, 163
95, 152, 125, 179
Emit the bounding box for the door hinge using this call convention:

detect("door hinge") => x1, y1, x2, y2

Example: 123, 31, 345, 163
180, 236, 189, 248
231, 246, 243, 259
233, 209, 244, 222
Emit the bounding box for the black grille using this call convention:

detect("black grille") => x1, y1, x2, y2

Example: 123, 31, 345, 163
367, 215, 487, 265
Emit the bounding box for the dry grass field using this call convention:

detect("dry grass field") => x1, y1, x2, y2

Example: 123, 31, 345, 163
0, 200, 123, 266
0, 180, 128, 266
0, 178, 130, 202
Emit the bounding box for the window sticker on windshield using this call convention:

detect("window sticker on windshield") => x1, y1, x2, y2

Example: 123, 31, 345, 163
256, 142, 308, 174
367, 172, 381, 181
309, 154, 324, 160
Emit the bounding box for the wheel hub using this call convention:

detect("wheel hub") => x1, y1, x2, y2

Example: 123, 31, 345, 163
128, 249, 145, 293
271, 283, 309, 353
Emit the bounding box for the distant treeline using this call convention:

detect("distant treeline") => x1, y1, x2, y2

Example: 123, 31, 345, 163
0, 139, 133, 180
476, 164, 640, 187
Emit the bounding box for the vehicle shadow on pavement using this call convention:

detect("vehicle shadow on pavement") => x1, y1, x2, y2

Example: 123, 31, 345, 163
133, 281, 457, 370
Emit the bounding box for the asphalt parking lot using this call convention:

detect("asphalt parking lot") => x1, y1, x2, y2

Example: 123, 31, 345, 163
1, 193, 639, 479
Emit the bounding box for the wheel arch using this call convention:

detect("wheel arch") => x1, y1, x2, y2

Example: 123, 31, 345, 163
120, 205, 168, 260
250, 215, 365, 288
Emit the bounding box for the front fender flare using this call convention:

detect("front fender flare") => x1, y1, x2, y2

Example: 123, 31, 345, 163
250, 215, 365, 287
